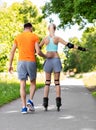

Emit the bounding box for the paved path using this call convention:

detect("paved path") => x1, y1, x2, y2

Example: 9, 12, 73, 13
0, 78, 96, 130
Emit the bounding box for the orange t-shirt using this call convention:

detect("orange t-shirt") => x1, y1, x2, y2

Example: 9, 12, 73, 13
14, 31, 39, 62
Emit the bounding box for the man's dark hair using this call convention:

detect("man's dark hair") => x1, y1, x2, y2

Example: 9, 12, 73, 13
24, 23, 32, 28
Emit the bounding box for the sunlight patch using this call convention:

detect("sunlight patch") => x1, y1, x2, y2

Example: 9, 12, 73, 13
5, 110, 18, 113
59, 115, 75, 120
35, 105, 43, 109
81, 128, 95, 130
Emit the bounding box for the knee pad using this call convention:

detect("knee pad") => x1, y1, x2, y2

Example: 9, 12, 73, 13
45, 80, 51, 86
54, 79, 60, 86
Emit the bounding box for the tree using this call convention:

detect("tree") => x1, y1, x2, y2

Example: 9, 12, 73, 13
42, 0, 96, 28
63, 26, 96, 72
0, 0, 47, 72
79, 26, 96, 72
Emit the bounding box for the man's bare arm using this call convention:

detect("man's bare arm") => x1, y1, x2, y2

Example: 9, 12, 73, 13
8, 44, 17, 73
35, 42, 47, 58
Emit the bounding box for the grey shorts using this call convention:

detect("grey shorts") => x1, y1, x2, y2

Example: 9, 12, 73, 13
43, 58, 62, 73
17, 61, 37, 80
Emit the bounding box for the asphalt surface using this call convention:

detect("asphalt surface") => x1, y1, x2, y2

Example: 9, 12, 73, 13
0, 78, 96, 130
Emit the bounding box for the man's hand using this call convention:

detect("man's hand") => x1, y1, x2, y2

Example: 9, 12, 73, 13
35, 42, 47, 58
8, 66, 13, 74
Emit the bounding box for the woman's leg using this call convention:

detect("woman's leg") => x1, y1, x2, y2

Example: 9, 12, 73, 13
54, 72, 62, 111
43, 72, 51, 110
54, 72, 61, 97
44, 72, 51, 97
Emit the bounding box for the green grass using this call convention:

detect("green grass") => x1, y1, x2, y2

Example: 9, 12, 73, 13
83, 72, 96, 98
0, 74, 44, 107
92, 92, 96, 97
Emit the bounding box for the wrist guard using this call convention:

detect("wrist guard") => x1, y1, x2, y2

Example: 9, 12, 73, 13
66, 42, 74, 48
78, 46, 86, 51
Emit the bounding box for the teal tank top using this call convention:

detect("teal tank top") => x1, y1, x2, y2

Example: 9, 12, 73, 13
46, 36, 58, 52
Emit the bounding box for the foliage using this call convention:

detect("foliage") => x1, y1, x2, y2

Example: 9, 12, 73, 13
0, 44, 8, 72
63, 26, 96, 72
36, 56, 44, 72
42, 0, 96, 28
0, 0, 47, 72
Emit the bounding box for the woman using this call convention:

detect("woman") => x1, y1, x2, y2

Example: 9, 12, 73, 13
39, 23, 86, 111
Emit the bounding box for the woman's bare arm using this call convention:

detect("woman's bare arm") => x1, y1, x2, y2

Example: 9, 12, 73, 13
58, 37, 86, 51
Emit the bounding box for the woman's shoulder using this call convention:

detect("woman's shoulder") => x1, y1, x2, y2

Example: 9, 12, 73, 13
54, 35, 60, 39
44, 36, 50, 41
42, 36, 49, 44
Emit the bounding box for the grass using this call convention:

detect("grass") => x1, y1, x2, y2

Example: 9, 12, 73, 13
0, 72, 44, 107
83, 72, 96, 98
92, 92, 96, 97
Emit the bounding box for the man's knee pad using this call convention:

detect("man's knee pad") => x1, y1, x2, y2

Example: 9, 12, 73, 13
45, 80, 51, 86
54, 79, 60, 86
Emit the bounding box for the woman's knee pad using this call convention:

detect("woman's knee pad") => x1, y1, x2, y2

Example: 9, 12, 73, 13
54, 79, 60, 86
45, 80, 51, 86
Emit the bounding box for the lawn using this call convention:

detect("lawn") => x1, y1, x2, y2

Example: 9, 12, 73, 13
83, 72, 96, 97
0, 72, 44, 107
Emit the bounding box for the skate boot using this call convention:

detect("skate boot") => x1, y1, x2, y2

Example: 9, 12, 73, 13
56, 97, 62, 111
43, 97, 48, 111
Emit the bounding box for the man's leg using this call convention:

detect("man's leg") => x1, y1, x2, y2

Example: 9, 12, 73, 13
30, 79, 36, 100
27, 79, 36, 111
20, 80, 26, 108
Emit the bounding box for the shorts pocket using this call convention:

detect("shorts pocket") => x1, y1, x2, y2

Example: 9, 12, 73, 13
43, 60, 47, 67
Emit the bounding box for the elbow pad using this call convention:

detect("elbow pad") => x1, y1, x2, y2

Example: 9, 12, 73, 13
66, 42, 74, 48
78, 46, 86, 51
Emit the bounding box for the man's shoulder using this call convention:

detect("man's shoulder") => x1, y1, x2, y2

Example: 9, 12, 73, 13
31, 32, 38, 37
15, 32, 23, 38
31, 33, 39, 41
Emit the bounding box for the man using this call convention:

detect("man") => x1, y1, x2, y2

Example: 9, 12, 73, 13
9, 23, 46, 114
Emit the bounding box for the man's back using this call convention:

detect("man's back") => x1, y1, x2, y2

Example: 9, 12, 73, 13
14, 31, 39, 62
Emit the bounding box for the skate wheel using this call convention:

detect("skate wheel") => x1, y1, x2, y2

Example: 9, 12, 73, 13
44, 107, 47, 111
57, 107, 60, 111
45, 107, 47, 111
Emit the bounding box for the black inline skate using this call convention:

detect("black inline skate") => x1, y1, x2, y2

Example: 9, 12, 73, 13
43, 97, 48, 111
56, 97, 62, 111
